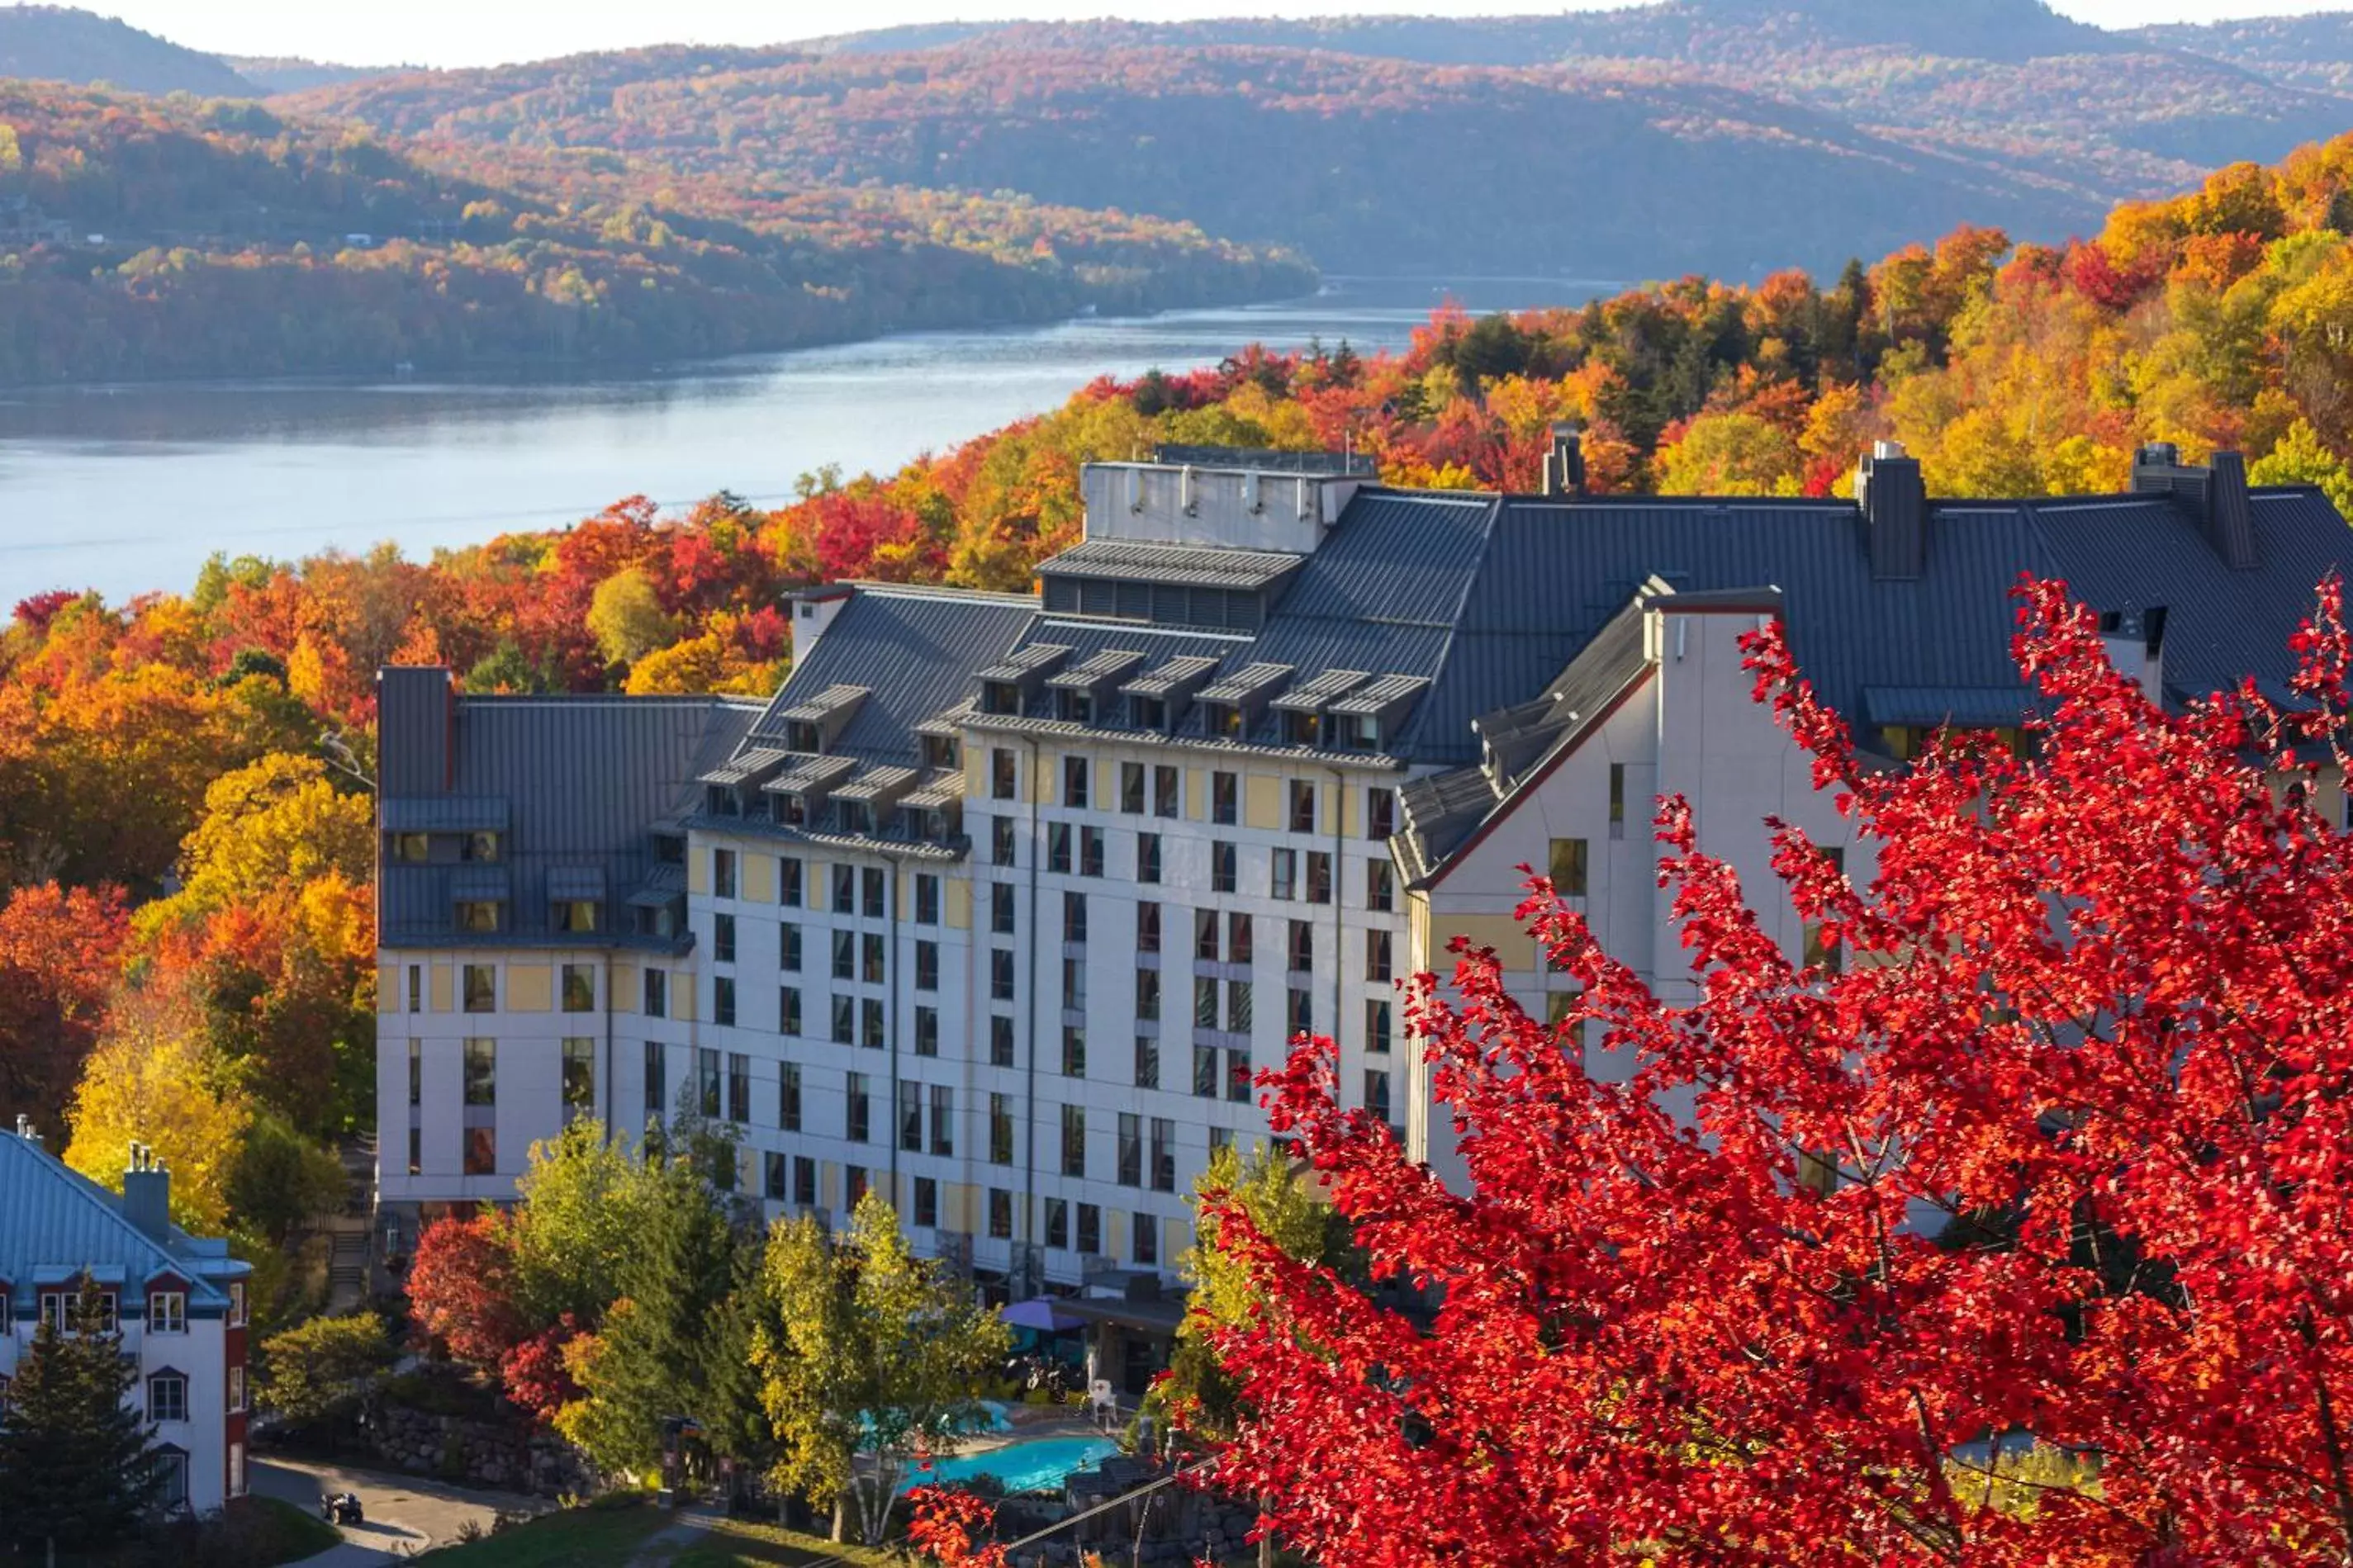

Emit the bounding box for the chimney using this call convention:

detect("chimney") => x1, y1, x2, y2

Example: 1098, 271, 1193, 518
2131, 443, 2256, 571
121, 1142, 172, 1242
1542, 423, 1586, 497
2099, 607, 2168, 700
1856, 439, 1927, 580
14, 1114, 36, 1146
377, 666, 457, 795
790, 586, 853, 672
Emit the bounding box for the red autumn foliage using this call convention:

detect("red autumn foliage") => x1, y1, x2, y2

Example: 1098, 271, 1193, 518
499, 1315, 586, 1422
0, 880, 129, 1127
1184, 578, 2353, 1566
407, 1212, 528, 1369
905, 1489, 1012, 1568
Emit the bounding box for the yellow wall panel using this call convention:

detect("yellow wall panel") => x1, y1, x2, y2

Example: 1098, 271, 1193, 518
1342, 784, 1362, 838
1107, 1210, 1128, 1260
671, 973, 697, 1022
377, 966, 399, 1012
946, 879, 972, 931
505, 964, 553, 1012
688, 848, 711, 896
611, 963, 639, 1015
1185, 769, 1208, 822
965, 747, 985, 800
1244, 773, 1281, 831
1427, 911, 1539, 972
742, 853, 775, 905
822, 1162, 841, 1211
1163, 1217, 1190, 1267
429, 963, 453, 1014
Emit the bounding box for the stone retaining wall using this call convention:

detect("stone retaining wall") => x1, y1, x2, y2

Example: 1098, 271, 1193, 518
367, 1406, 592, 1497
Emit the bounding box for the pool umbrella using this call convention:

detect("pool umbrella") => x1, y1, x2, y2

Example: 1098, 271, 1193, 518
999, 1298, 1088, 1333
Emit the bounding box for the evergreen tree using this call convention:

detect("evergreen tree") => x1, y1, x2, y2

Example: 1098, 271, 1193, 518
0, 1291, 160, 1561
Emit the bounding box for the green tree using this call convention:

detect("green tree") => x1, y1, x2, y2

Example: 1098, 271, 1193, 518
753, 1191, 1011, 1544
506, 1120, 664, 1327
586, 567, 678, 668
2251, 418, 2353, 518
256, 1311, 397, 1425
0, 1291, 160, 1561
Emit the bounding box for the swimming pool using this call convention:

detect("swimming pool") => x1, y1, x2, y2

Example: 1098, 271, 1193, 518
900, 1434, 1120, 1495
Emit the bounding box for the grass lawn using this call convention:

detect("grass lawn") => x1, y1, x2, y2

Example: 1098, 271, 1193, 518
665, 1518, 899, 1567
412, 1499, 672, 1566
234, 1495, 345, 1566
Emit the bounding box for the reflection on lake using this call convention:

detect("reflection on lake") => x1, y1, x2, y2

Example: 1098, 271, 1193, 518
0, 276, 1611, 604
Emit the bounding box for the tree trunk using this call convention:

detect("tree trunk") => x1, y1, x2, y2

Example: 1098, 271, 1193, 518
1259, 1504, 1275, 1568
830, 1492, 847, 1542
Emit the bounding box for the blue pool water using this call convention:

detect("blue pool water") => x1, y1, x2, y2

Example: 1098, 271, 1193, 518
900, 1435, 1120, 1495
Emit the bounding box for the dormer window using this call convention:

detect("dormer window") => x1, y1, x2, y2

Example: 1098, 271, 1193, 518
837, 800, 874, 835
1059, 689, 1094, 725
1282, 711, 1321, 746
777, 793, 809, 827
707, 784, 741, 817
1340, 713, 1382, 751
463, 832, 502, 864
982, 681, 1022, 716
785, 720, 820, 752
1208, 703, 1243, 738
922, 734, 961, 770
391, 833, 429, 864
654, 833, 686, 865
456, 901, 500, 933
1130, 696, 1167, 732
555, 901, 599, 934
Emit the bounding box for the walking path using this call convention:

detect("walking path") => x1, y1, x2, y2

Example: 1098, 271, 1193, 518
256, 1455, 547, 1564
620, 1503, 723, 1566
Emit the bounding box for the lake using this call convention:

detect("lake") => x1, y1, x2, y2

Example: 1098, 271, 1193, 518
0, 276, 1606, 606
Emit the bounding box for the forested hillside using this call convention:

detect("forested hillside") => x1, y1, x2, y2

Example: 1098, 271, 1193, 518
0, 84, 1310, 381
0, 5, 254, 96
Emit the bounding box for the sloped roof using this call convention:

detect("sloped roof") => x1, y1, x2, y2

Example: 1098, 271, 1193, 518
1039, 538, 1303, 592
0, 1134, 244, 1306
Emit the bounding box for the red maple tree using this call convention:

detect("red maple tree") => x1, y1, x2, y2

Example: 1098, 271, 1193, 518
1150, 579, 2353, 1567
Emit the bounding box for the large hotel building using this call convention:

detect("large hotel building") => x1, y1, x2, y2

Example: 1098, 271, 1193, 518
373, 434, 2347, 1390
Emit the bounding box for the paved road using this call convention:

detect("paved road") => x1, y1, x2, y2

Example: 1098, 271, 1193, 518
254, 1456, 546, 1564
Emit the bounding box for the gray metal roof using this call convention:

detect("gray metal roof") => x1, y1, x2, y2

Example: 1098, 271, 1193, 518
1123, 654, 1224, 699
448, 867, 510, 902
1038, 538, 1304, 592
768, 754, 858, 797
776, 685, 869, 724
834, 765, 919, 804
1272, 669, 1372, 712
699, 747, 790, 788
0, 1132, 246, 1308
975, 642, 1073, 685
1046, 648, 1148, 691
380, 796, 509, 833
1198, 661, 1297, 703
547, 866, 607, 902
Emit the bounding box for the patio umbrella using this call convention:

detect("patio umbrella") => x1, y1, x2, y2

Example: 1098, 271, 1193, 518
999, 1298, 1088, 1333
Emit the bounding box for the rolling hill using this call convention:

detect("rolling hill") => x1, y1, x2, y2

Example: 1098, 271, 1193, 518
0, 4, 253, 95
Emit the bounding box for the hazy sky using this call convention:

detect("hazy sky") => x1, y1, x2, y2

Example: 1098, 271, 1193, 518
73, 0, 2351, 69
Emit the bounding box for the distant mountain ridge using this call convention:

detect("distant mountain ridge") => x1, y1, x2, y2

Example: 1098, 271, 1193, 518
0, 4, 253, 95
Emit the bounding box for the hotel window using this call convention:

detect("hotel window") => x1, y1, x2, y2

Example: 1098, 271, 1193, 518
1136, 901, 1161, 955
1368, 860, 1395, 912
991, 748, 1017, 800
1136, 968, 1160, 1023
153, 1446, 189, 1509
861, 932, 886, 984
991, 817, 1016, 867
833, 931, 855, 981
148, 1372, 187, 1424
1288, 919, 1313, 975
765, 1151, 788, 1201
1049, 823, 1073, 874
463, 1039, 496, 1106
229, 1366, 245, 1414
1155, 765, 1180, 818
1195, 907, 1221, 961
988, 1188, 1013, 1240
991, 883, 1017, 935
464, 1127, 496, 1176
406, 964, 422, 1013
714, 849, 737, 900
1287, 988, 1312, 1038
1609, 764, 1627, 838
392, 832, 429, 864
1306, 850, 1333, 905
916, 940, 939, 992
1064, 756, 1091, 808
1226, 979, 1255, 1034
1193, 1041, 1218, 1098
780, 984, 803, 1035
561, 965, 595, 1013
795, 1155, 818, 1206
463, 831, 502, 864
407, 1040, 421, 1107
864, 867, 886, 918
780, 855, 804, 907
1138, 831, 1162, 883
781, 922, 804, 971
913, 1177, 940, 1229
1117, 1113, 1142, 1187
1212, 841, 1237, 894
1046, 1197, 1070, 1250
989, 1093, 1015, 1165
697, 1047, 721, 1118
900, 1082, 923, 1153
148, 1290, 185, 1334
562, 1039, 595, 1112
846, 1073, 871, 1142
915, 874, 941, 925
1271, 849, 1297, 901
1549, 837, 1589, 898
714, 976, 737, 1027
1229, 912, 1254, 964
991, 950, 1016, 1002
1367, 999, 1394, 1054
990, 1015, 1016, 1068
1134, 1035, 1160, 1091
1135, 1213, 1159, 1267
832, 996, 855, 1045
1061, 1104, 1087, 1177
1062, 955, 1087, 1010
1368, 786, 1397, 839
1367, 929, 1393, 983
728, 1052, 751, 1124
408, 1128, 421, 1176
714, 914, 736, 964
1064, 890, 1089, 945
1062, 1025, 1087, 1078
644, 1042, 666, 1119
1212, 770, 1238, 825
861, 998, 885, 1049
1150, 1117, 1176, 1191
1076, 1203, 1102, 1256
833, 864, 856, 913
1804, 847, 1848, 974
462, 964, 496, 1012
1226, 1046, 1253, 1104
916, 1005, 939, 1057
1547, 990, 1588, 1047
1121, 762, 1146, 814
930, 1084, 954, 1156
643, 968, 667, 1017
556, 899, 598, 934
1365, 1070, 1394, 1126
1194, 977, 1219, 1030
229, 1281, 246, 1328
1289, 779, 1317, 834
1080, 826, 1105, 878
780, 1062, 802, 1131
847, 1166, 867, 1206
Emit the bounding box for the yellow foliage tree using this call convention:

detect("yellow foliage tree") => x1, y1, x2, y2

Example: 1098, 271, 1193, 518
586, 568, 678, 668
139, 754, 374, 936
64, 991, 251, 1234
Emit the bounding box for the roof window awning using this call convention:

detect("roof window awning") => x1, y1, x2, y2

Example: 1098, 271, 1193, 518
766, 754, 860, 798
1121, 655, 1223, 700
776, 685, 870, 726
1327, 673, 1430, 718
975, 643, 1073, 685
546, 866, 607, 902
1046, 649, 1147, 694
1197, 661, 1296, 708
448, 868, 510, 903
1271, 669, 1373, 713
382, 796, 510, 834
833, 765, 919, 808
627, 863, 687, 908
699, 747, 792, 789
901, 770, 967, 812
1037, 538, 1302, 593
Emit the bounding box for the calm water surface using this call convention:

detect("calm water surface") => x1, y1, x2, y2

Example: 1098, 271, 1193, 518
0, 277, 1604, 604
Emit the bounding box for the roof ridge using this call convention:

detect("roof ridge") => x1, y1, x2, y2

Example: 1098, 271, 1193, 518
842, 580, 1041, 608
0, 1133, 202, 1288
